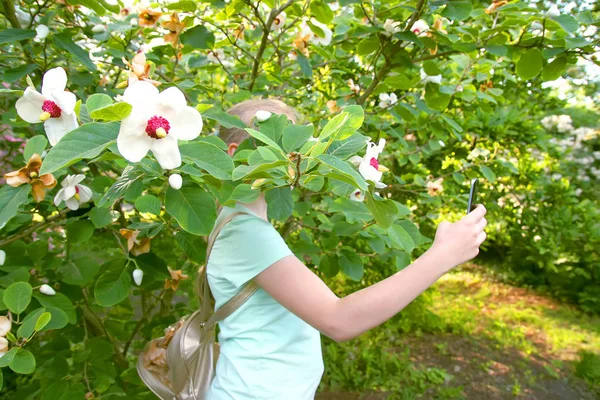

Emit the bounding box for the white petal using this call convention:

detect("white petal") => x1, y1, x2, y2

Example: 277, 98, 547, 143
375, 181, 387, 189
77, 185, 93, 203
379, 93, 390, 101
359, 161, 382, 183
123, 81, 159, 108
117, 110, 153, 163
0, 250, 5, 266
49, 91, 77, 114
44, 117, 73, 146
15, 88, 45, 123
133, 269, 144, 286
151, 135, 181, 170
54, 189, 66, 206
40, 284, 56, 296
70, 174, 86, 186
41, 67, 68, 97
157, 86, 187, 114
349, 156, 363, 167
65, 197, 80, 210
168, 106, 203, 141
63, 186, 76, 200
35, 25, 49, 39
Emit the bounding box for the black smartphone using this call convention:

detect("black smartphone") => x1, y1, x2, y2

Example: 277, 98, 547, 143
467, 178, 479, 214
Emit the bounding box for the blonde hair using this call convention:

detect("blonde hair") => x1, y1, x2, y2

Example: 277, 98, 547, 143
219, 99, 301, 145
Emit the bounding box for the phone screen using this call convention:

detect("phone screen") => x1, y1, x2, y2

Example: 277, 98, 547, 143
467, 178, 479, 214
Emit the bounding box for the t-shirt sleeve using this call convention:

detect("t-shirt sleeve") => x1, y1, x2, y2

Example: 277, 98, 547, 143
210, 214, 293, 288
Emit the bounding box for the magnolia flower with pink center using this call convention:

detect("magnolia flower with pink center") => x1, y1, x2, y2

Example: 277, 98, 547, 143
272, 11, 286, 30
350, 139, 389, 189
300, 19, 332, 46
349, 189, 365, 202
15, 67, 78, 146
411, 19, 429, 36
117, 81, 203, 170
426, 178, 444, 196
54, 174, 92, 210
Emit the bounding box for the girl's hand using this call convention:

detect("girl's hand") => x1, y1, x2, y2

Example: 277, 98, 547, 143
430, 204, 487, 271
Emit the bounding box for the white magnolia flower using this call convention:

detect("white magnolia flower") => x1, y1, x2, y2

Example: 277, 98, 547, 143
379, 93, 398, 109
255, 110, 272, 122
40, 284, 56, 296
272, 12, 286, 30
169, 173, 183, 190
547, 5, 560, 17
531, 21, 543, 31
133, 269, 144, 286
420, 68, 442, 85
301, 19, 332, 46
0, 316, 11, 337
92, 24, 107, 34
382, 19, 401, 36
0, 250, 5, 266
54, 174, 92, 211
411, 19, 429, 36
15, 67, 78, 146
533, 235, 542, 242
35, 24, 49, 40
117, 81, 203, 170
207, 49, 224, 63
467, 148, 491, 160
426, 178, 444, 196
350, 139, 388, 189
574, 188, 583, 196
349, 189, 365, 202
14, 5, 31, 27
0, 337, 8, 357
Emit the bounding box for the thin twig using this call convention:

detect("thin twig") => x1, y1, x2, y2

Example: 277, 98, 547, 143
0, 208, 69, 247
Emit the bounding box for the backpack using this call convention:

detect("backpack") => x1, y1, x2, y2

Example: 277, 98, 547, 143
137, 211, 258, 400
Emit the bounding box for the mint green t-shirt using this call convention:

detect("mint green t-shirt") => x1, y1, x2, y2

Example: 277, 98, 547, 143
206, 203, 324, 400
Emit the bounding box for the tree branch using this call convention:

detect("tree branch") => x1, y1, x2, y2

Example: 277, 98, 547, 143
0, 208, 69, 247
357, 61, 391, 105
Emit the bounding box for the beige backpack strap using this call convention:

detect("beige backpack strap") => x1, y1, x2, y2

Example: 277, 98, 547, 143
198, 211, 259, 328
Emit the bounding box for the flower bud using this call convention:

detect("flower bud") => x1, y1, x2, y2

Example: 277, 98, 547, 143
255, 110, 272, 122
169, 173, 183, 190
0, 337, 8, 354
0, 316, 11, 337
0, 250, 5, 266
251, 179, 266, 190
35, 24, 49, 40
92, 24, 106, 34
133, 269, 144, 286
40, 284, 56, 296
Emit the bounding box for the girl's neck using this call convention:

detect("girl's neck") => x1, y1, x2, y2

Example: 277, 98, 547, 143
240, 192, 268, 221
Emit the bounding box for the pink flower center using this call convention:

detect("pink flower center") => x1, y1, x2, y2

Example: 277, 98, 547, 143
42, 100, 62, 118
369, 157, 379, 170
145, 115, 171, 139
75, 186, 80, 194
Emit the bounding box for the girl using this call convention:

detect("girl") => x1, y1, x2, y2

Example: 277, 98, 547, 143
207, 99, 487, 399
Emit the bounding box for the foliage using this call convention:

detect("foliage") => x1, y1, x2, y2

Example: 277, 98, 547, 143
0, 0, 598, 398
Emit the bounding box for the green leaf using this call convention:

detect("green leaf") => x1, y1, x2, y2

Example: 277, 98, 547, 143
389, 223, 416, 252
2, 64, 38, 83
94, 259, 131, 307
89, 102, 132, 121
0, 348, 18, 367
318, 112, 350, 141
516, 49, 543, 80
398, 219, 421, 247
165, 186, 216, 235
67, 220, 95, 245
89, 207, 113, 229
423, 60, 441, 76
34, 311, 51, 331
232, 160, 288, 181
486, 44, 507, 57
0, 29, 36, 44
553, 15, 579, 33
85, 94, 113, 114
441, 1, 472, 21
245, 128, 283, 151
58, 258, 100, 286
395, 252, 411, 271
223, 184, 261, 206
53, 33, 96, 71
296, 53, 313, 78
337, 106, 364, 141
135, 195, 162, 215
310, 0, 334, 23
479, 165, 496, 182
340, 250, 363, 281
23, 136, 48, 163
357, 36, 379, 56
39, 122, 120, 175
166, 0, 197, 11
317, 155, 368, 190
327, 133, 367, 159
34, 293, 76, 324
424, 83, 451, 111
440, 115, 463, 133
97, 165, 144, 208
576, 10, 593, 24
385, 74, 418, 90
17, 308, 46, 339
0, 185, 30, 231
542, 56, 567, 81
202, 107, 246, 129
266, 187, 294, 221
3, 282, 32, 314
282, 124, 315, 152
365, 192, 398, 229
318, 255, 339, 278
42, 307, 68, 330
9, 349, 36, 374
176, 232, 207, 264
180, 142, 235, 180
180, 25, 215, 49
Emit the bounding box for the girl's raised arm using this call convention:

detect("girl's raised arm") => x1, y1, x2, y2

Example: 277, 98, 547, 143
254, 205, 487, 342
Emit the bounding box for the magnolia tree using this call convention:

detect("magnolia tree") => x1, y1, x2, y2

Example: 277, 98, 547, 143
0, 0, 598, 397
